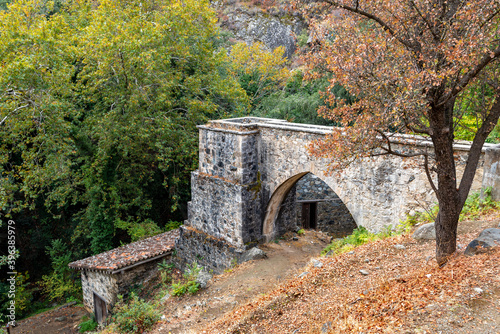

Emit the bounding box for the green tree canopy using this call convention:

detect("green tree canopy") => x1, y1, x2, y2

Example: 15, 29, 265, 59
0, 0, 248, 265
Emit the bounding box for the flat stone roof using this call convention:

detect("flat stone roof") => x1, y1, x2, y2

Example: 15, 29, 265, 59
69, 229, 180, 272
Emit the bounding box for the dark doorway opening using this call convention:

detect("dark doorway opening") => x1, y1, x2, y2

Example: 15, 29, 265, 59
301, 202, 317, 229
93, 292, 107, 324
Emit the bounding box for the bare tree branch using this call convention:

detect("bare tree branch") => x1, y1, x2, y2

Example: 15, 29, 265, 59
450, 44, 500, 100
0, 104, 30, 126
320, 0, 416, 50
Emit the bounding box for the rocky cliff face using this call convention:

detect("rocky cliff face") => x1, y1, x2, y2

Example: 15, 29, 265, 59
218, 4, 306, 59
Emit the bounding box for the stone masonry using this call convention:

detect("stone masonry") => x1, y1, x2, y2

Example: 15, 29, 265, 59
295, 173, 357, 237
176, 117, 499, 273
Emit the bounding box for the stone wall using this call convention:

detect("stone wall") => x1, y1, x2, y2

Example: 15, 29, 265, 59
81, 271, 118, 313
482, 144, 500, 201
174, 226, 244, 274
187, 126, 263, 247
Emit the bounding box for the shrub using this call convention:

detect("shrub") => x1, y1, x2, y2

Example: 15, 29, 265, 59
112, 293, 161, 334
79, 316, 98, 333
170, 262, 200, 297
158, 260, 175, 286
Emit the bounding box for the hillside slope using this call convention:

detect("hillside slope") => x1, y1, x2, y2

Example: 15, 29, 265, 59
203, 217, 500, 333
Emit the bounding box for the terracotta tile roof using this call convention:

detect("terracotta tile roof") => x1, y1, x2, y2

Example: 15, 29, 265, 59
69, 229, 180, 272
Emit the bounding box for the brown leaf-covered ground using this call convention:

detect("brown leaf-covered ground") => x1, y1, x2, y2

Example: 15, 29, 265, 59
201, 216, 500, 334
15, 217, 499, 334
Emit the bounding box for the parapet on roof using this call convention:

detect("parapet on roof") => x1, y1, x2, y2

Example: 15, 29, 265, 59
69, 229, 180, 274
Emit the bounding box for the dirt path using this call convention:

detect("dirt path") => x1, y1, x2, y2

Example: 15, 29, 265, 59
151, 231, 330, 334
10, 303, 88, 334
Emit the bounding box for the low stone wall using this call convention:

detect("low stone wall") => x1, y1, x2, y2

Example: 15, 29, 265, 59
482, 144, 500, 201
174, 226, 244, 274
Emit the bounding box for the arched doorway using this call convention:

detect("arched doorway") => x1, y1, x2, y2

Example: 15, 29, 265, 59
262, 172, 356, 242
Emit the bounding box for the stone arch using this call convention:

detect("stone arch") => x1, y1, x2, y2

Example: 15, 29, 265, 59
262, 171, 357, 242
176, 116, 490, 273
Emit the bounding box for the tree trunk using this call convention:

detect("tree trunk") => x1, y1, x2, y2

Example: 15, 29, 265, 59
429, 103, 461, 266
431, 97, 500, 265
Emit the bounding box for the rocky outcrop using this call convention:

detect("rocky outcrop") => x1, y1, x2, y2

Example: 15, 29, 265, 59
219, 7, 306, 59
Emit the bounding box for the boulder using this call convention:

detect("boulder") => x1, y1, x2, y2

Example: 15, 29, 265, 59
239, 247, 267, 263
312, 259, 323, 268
196, 269, 213, 289
412, 223, 436, 240
464, 228, 500, 256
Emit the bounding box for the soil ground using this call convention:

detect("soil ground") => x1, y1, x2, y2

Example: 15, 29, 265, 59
11, 216, 500, 334
10, 303, 88, 334
150, 231, 331, 334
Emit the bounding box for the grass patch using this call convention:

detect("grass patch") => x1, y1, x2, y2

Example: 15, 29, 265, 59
321, 223, 411, 257
79, 316, 98, 333
402, 188, 500, 226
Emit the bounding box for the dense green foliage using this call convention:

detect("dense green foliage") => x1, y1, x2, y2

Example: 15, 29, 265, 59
0, 0, 247, 319
41, 239, 81, 302
252, 71, 354, 125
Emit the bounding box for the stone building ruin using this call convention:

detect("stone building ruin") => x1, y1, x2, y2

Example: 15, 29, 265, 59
69, 229, 179, 323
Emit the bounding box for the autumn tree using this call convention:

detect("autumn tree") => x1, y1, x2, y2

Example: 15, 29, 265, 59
299, 0, 500, 265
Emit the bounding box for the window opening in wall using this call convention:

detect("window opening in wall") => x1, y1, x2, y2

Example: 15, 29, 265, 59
93, 292, 107, 324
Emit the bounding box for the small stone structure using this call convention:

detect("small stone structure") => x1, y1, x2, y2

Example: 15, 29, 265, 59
69, 229, 179, 323
176, 117, 500, 274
